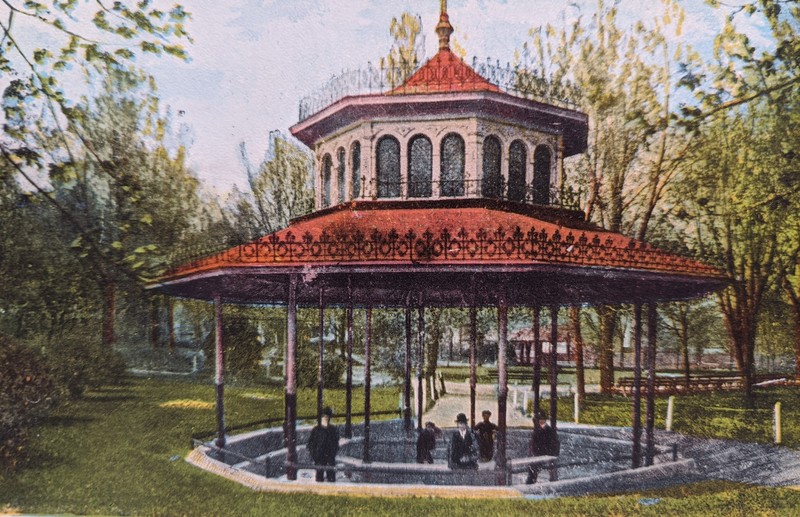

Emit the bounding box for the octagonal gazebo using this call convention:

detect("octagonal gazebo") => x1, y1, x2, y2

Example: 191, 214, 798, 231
149, 2, 726, 487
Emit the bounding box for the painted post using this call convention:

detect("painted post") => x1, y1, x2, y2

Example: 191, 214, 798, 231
774, 402, 782, 445
666, 395, 675, 432
574, 391, 580, 424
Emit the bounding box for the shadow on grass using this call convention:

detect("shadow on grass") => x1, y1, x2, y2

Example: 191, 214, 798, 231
43, 415, 94, 428
83, 394, 137, 403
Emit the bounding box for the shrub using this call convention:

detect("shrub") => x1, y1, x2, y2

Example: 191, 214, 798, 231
0, 335, 57, 471
203, 315, 263, 380
45, 336, 128, 398
297, 343, 345, 388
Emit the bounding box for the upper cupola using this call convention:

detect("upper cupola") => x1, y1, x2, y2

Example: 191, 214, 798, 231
289, 3, 588, 214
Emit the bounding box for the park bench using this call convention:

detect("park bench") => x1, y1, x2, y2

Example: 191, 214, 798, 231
615, 373, 783, 395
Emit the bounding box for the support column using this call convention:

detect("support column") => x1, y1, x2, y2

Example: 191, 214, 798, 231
364, 305, 372, 463
469, 305, 477, 428
532, 305, 541, 417
496, 295, 508, 485
214, 294, 225, 449
632, 303, 643, 468
645, 302, 658, 466
345, 281, 354, 438
285, 276, 298, 480
317, 286, 325, 424
404, 298, 413, 433
417, 296, 425, 430
550, 305, 559, 429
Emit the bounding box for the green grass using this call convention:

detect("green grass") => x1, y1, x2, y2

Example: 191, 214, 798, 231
577, 387, 800, 447
3, 378, 800, 516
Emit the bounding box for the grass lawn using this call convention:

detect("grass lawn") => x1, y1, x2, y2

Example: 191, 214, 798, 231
2, 378, 800, 516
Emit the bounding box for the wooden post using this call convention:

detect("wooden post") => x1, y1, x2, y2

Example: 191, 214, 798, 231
645, 302, 658, 466
774, 402, 782, 444
345, 280, 354, 438
417, 296, 425, 430
632, 303, 643, 468
666, 395, 675, 432
550, 305, 559, 429
317, 286, 325, 425
496, 294, 508, 485
532, 305, 542, 418
470, 305, 477, 428
364, 305, 372, 463
285, 276, 298, 480
214, 294, 225, 449
404, 298, 413, 433
573, 391, 580, 424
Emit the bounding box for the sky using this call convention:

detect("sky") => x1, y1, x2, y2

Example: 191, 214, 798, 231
12, 0, 773, 195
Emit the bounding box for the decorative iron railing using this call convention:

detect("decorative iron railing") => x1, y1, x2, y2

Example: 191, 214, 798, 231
298, 57, 581, 122
166, 224, 723, 278
355, 179, 583, 211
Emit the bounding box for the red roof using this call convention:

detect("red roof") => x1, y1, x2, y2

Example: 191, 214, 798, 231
163, 201, 723, 280
388, 49, 501, 95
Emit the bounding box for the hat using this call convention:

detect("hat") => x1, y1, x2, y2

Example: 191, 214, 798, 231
482, 410, 492, 416
455, 413, 468, 424
322, 406, 334, 418
533, 409, 547, 421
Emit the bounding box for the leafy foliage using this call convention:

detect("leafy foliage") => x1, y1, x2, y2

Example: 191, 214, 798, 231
0, 336, 57, 471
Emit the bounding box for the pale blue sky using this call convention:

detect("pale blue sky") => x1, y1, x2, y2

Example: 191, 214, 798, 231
11, 0, 773, 195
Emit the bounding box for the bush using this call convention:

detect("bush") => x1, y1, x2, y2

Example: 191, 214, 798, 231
203, 315, 263, 380
44, 336, 128, 398
0, 335, 57, 471
297, 343, 345, 388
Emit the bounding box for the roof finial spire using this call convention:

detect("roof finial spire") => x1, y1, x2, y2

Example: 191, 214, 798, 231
436, 0, 454, 51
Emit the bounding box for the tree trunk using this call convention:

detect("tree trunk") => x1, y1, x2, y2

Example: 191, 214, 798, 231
681, 309, 690, 389
149, 295, 160, 348
570, 306, 586, 402
102, 280, 116, 346
598, 305, 617, 393
794, 307, 800, 380
167, 297, 176, 351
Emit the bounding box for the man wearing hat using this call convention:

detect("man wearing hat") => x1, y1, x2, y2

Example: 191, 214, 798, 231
474, 409, 498, 462
307, 406, 339, 482
448, 413, 478, 469
526, 409, 560, 483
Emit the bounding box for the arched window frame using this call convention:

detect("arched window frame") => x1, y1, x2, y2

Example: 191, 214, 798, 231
532, 144, 553, 205
408, 134, 432, 198
322, 153, 333, 208
481, 135, 503, 199
376, 135, 401, 198
508, 140, 527, 203
439, 133, 465, 197
336, 147, 346, 204
350, 141, 361, 199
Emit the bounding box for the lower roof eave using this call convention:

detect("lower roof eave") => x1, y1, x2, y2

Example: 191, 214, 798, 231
147, 262, 727, 307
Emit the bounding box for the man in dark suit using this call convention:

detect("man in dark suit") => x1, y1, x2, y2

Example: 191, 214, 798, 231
473, 409, 498, 462
307, 406, 339, 482
449, 413, 478, 469
526, 410, 560, 483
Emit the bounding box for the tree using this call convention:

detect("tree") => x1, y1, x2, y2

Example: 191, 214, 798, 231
382, 11, 423, 87
520, 0, 697, 392
1, 1, 191, 346
232, 131, 314, 240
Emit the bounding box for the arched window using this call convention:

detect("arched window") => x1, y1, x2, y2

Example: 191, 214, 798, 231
481, 135, 502, 198
533, 145, 552, 205
321, 154, 333, 208
351, 141, 361, 199
440, 133, 465, 197
336, 147, 346, 204
377, 136, 401, 198
508, 140, 527, 202
408, 135, 432, 198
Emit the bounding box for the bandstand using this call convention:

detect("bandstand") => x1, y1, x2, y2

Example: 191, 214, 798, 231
149, 2, 726, 492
